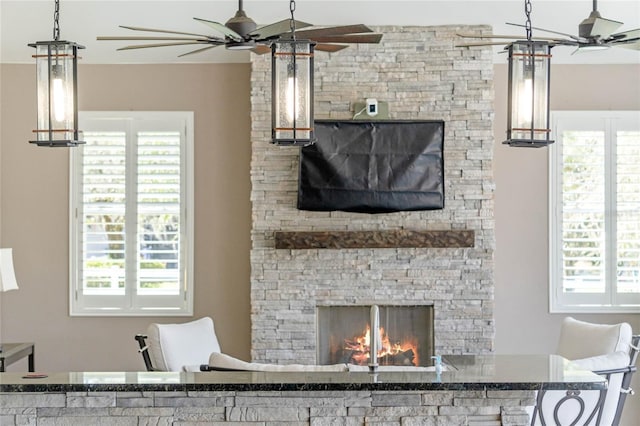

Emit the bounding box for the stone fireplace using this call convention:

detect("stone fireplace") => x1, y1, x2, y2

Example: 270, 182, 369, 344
250, 25, 495, 364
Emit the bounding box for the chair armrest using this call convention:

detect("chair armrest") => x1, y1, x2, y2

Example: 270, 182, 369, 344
200, 364, 249, 372
135, 334, 159, 371
593, 365, 637, 376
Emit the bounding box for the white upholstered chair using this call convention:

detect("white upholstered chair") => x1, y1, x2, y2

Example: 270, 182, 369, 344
135, 316, 349, 373
530, 317, 639, 426
136, 317, 221, 372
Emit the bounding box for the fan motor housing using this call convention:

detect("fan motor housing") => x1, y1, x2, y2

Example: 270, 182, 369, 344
226, 10, 257, 39
579, 10, 601, 38
227, 41, 257, 50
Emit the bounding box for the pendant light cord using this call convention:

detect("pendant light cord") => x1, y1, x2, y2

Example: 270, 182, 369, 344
524, 0, 532, 41
53, 0, 60, 41
289, 0, 296, 40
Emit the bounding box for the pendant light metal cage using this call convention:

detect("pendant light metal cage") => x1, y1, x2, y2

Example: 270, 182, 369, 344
29, 0, 84, 147
29, 40, 85, 147
504, 40, 554, 147
271, 39, 316, 146
503, 0, 554, 148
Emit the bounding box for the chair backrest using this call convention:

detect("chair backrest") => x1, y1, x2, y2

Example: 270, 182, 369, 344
145, 317, 221, 372
531, 317, 638, 426
560, 317, 634, 425
557, 316, 632, 359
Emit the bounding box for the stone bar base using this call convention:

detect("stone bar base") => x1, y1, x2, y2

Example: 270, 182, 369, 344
1, 389, 534, 425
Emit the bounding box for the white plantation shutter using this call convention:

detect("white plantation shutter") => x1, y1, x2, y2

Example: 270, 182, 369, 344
616, 130, 640, 302
71, 112, 194, 316
80, 130, 127, 301
560, 130, 606, 301
137, 132, 181, 297
550, 111, 640, 313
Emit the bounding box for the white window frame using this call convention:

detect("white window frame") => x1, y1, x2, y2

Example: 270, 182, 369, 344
549, 111, 640, 313
70, 111, 194, 316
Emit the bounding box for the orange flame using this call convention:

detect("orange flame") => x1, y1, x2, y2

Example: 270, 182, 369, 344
344, 326, 419, 366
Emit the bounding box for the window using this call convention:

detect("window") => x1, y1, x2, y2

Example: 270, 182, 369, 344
70, 111, 194, 316
550, 111, 640, 313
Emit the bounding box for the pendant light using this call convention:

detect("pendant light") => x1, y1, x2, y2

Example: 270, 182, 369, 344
29, 0, 85, 147
271, 0, 316, 146
504, 0, 553, 147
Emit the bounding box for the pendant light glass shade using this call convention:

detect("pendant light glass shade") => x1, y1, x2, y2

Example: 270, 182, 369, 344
271, 40, 315, 146
29, 40, 85, 147
504, 41, 553, 147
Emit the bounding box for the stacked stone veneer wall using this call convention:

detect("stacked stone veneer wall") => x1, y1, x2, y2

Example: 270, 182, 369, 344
250, 26, 495, 364
0, 390, 534, 425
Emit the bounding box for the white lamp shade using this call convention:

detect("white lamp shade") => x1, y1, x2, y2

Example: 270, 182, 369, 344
0, 248, 19, 292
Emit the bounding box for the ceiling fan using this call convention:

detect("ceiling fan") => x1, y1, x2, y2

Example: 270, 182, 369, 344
97, 0, 382, 57
457, 0, 640, 51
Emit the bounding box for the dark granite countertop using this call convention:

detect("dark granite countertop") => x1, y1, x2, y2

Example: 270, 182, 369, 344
0, 355, 606, 393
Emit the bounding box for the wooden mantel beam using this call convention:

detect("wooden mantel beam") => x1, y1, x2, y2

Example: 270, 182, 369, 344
274, 230, 475, 250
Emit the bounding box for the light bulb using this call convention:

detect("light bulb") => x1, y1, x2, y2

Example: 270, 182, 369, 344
286, 75, 298, 122
51, 64, 67, 123
517, 76, 533, 127
52, 77, 66, 122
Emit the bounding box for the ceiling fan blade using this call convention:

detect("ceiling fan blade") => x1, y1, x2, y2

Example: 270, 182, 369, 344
610, 29, 640, 49
98, 36, 209, 41
506, 22, 584, 42
177, 45, 220, 57
116, 41, 209, 51
315, 43, 349, 53
251, 45, 272, 55
194, 18, 243, 41
313, 34, 382, 44
610, 37, 640, 47
119, 25, 221, 40
609, 28, 640, 41
456, 33, 564, 42
249, 19, 312, 40
457, 33, 520, 39
589, 17, 623, 38
455, 42, 512, 47
616, 41, 640, 50
294, 24, 373, 39
551, 40, 579, 47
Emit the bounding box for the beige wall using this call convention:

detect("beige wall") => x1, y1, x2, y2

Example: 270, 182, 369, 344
494, 63, 640, 426
0, 63, 252, 371
2, 60, 640, 423
494, 63, 640, 353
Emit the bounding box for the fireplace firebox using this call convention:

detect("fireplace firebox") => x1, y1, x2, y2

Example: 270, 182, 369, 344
317, 305, 434, 367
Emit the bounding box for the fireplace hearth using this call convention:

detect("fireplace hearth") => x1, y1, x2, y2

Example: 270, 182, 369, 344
317, 305, 434, 367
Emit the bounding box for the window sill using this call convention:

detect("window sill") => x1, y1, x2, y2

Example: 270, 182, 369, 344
550, 305, 640, 314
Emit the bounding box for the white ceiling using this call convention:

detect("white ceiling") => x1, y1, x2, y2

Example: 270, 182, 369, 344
1, 0, 639, 64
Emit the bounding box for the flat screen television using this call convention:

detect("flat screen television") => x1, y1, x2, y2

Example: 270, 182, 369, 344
298, 120, 445, 213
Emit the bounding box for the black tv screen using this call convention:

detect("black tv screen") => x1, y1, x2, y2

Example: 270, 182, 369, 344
298, 120, 445, 213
